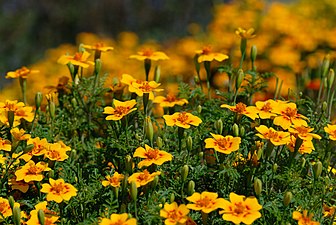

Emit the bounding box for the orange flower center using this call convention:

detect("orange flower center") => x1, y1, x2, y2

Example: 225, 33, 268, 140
137, 170, 150, 182
108, 176, 121, 186
17, 67, 30, 77
295, 126, 309, 135
167, 209, 183, 221
265, 130, 280, 140
0, 201, 9, 214
261, 102, 272, 112
4, 102, 18, 111
233, 202, 246, 215
215, 138, 232, 149
27, 165, 42, 175
165, 94, 177, 102
177, 112, 189, 124
202, 46, 212, 55
145, 149, 159, 159
47, 150, 61, 159
283, 107, 297, 117
51, 183, 66, 194
94, 42, 104, 49
138, 82, 153, 92
73, 53, 83, 61
142, 49, 154, 57
114, 106, 130, 117
195, 196, 215, 208
235, 103, 247, 113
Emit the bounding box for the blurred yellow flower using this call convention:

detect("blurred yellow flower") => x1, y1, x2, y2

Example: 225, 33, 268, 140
195, 46, 229, 63
133, 144, 173, 168
5, 66, 39, 79
15, 160, 51, 183
26, 201, 59, 225
221, 102, 258, 120
99, 213, 137, 225
255, 125, 290, 146
160, 202, 190, 225
127, 169, 161, 188
8, 178, 29, 193
102, 172, 124, 188
57, 51, 94, 68
10, 128, 31, 141
163, 112, 202, 129
235, 27, 256, 39
0, 138, 11, 151
324, 124, 336, 140
128, 81, 163, 100
82, 42, 114, 52
130, 48, 169, 61
292, 210, 320, 225
41, 178, 77, 203
288, 125, 321, 140
103, 99, 137, 121
186, 191, 226, 213
0, 197, 20, 218
153, 94, 188, 108
204, 133, 241, 154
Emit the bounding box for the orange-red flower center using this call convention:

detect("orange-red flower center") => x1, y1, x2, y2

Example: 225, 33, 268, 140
73, 53, 83, 61
177, 112, 189, 124
142, 49, 154, 57
0, 202, 9, 213
195, 196, 214, 208
165, 95, 177, 102
114, 106, 130, 117
4, 102, 18, 111
51, 183, 66, 193
138, 82, 153, 92
145, 149, 159, 159
233, 202, 246, 215
235, 103, 247, 113
137, 170, 150, 181
27, 165, 42, 175
264, 130, 279, 140
283, 107, 297, 117
202, 46, 212, 55
215, 138, 232, 149
261, 102, 272, 112
167, 209, 183, 221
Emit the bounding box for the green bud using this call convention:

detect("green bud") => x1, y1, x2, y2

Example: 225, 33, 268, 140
38, 209, 45, 225
197, 105, 202, 114
301, 157, 306, 168
8, 196, 15, 211
324, 77, 328, 88
7, 111, 15, 128
130, 181, 137, 201
194, 54, 201, 74
35, 92, 43, 109
187, 136, 193, 152
161, 197, 166, 205
154, 65, 161, 83
181, 165, 189, 182
157, 137, 163, 149
194, 76, 200, 84
67, 63, 75, 77
120, 203, 127, 213
283, 191, 292, 206
49, 102, 56, 120
71, 98, 77, 108
250, 45, 257, 63
313, 161, 323, 179
232, 123, 239, 137
145, 117, 154, 145
327, 69, 334, 90
322, 101, 328, 112
135, 133, 142, 141
125, 155, 133, 174
113, 187, 119, 199
70, 149, 77, 160
199, 152, 204, 160
272, 163, 278, 173
236, 69, 245, 89
152, 175, 159, 189
170, 193, 175, 203
239, 126, 245, 137
321, 54, 330, 78
95, 59, 102, 74
13, 206, 21, 225
187, 180, 195, 196
253, 178, 262, 196
215, 119, 223, 135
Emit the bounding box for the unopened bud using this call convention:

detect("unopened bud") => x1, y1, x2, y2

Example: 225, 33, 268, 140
157, 137, 163, 149
24, 144, 35, 153
125, 155, 133, 174
313, 161, 322, 179
95, 59, 102, 74
321, 54, 330, 78
194, 54, 201, 74
113, 187, 119, 199
272, 163, 278, 173
135, 133, 142, 141
197, 105, 202, 114
187, 136, 193, 152
301, 157, 306, 168
181, 165, 189, 182
236, 69, 245, 88
152, 175, 159, 189
239, 126, 245, 137
145, 117, 154, 145
250, 45, 257, 63
327, 69, 334, 90
49, 102, 56, 119
38, 209, 45, 225
253, 178, 262, 196
154, 65, 161, 83
170, 193, 175, 203
67, 63, 75, 77
194, 76, 200, 84
13, 206, 21, 225
215, 119, 223, 134
8, 196, 15, 211
198, 152, 204, 159
130, 181, 137, 201
283, 191, 293, 206
35, 92, 43, 109
187, 180, 195, 196
232, 123, 239, 137
71, 98, 77, 108
322, 101, 328, 112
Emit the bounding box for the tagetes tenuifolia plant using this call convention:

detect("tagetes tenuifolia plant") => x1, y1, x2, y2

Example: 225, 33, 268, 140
163, 112, 202, 129
41, 178, 77, 203
133, 144, 173, 168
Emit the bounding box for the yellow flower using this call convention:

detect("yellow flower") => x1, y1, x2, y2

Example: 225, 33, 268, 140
153, 94, 188, 108
219, 192, 262, 225
57, 51, 94, 68
8, 178, 29, 193
103, 99, 137, 121
204, 133, 241, 154
102, 172, 125, 188
82, 42, 114, 52
324, 124, 336, 140
127, 169, 161, 188
221, 102, 258, 120
323, 204, 335, 218
0, 197, 20, 218
99, 213, 137, 225
287, 135, 315, 154
26, 201, 59, 225
133, 144, 173, 168
6, 66, 39, 79
195, 46, 229, 63
0, 138, 11, 151
10, 128, 31, 141
44, 142, 70, 161
163, 112, 202, 129
272, 102, 308, 130
120, 74, 142, 86
235, 27, 256, 39
255, 125, 290, 146
15, 160, 51, 183
288, 125, 321, 141
254, 99, 278, 119
292, 210, 320, 225
41, 178, 77, 203
129, 48, 169, 61
160, 202, 190, 225
128, 81, 163, 100
186, 191, 226, 213
0, 100, 34, 126
27, 137, 49, 156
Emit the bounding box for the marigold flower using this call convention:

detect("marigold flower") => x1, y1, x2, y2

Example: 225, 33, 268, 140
288, 125, 321, 140
26, 201, 59, 225
27, 137, 49, 156
272, 102, 308, 130
324, 124, 336, 140
0, 100, 34, 126
15, 160, 51, 183
103, 99, 137, 121
102, 172, 125, 188
204, 133, 241, 154
0, 138, 11, 151
221, 103, 258, 120
186, 191, 226, 213
129, 81, 163, 100
160, 202, 190, 225
219, 192, 262, 225
287, 135, 315, 154
99, 213, 137, 225
255, 125, 290, 146
120, 74, 142, 86
235, 27, 256, 39
133, 144, 173, 168
10, 128, 31, 141
127, 169, 161, 188
129, 49, 169, 61
8, 178, 29, 193
153, 94, 188, 108
292, 210, 320, 225
57, 51, 94, 68
44, 142, 70, 161
0, 197, 20, 218
6, 66, 39, 79
163, 112, 202, 129
41, 178, 77, 203
254, 99, 278, 119
195, 46, 229, 63
82, 42, 114, 52
322, 204, 335, 218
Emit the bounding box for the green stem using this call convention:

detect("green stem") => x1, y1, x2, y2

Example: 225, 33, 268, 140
19, 77, 27, 105
204, 61, 211, 99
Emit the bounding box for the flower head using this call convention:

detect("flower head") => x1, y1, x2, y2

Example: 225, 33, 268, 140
219, 192, 262, 225
160, 202, 190, 225
41, 178, 77, 203
6, 66, 39, 79
0, 100, 34, 126
82, 42, 114, 52
127, 169, 161, 188
195, 46, 229, 63
272, 102, 308, 130
130, 49, 169, 61
99, 213, 137, 225
288, 125, 321, 141
0, 197, 20, 218
186, 191, 226, 214
44, 142, 70, 161
57, 51, 94, 68
0, 138, 11, 151
128, 81, 163, 100
255, 125, 290, 146
205, 133, 241, 154
102, 172, 125, 188
153, 94, 188, 108
287, 135, 315, 154
163, 112, 202, 129
254, 100, 278, 119
221, 103, 258, 120
15, 160, 51, 183
10, 128, 31, 141
292, 210, 320, 225
103, 99, 137, 121
324, 124, 336, 140
26, 201, 59, 225
235, 27, 256, 39
133, 144, 173, 168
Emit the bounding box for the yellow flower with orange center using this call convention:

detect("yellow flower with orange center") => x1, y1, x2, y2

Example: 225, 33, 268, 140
221, 102, 258, 120
27, 137, 49, 156
204, 133, 241, 154
235, 27, 257, 39
15, 160, 51, 183
254, 99, 278, 119
129, 81, 163, 100
103, 99, 137, 121
82, 42, 114, 52
153, 94, 188, 108
0, 100, 34, 126
127, 169, 161, 188
44, 142, 70, 161
10, 128, 31, 141
26, 201, 59, 225
102, 172, 125, 188
219, 192, 262, 225
5, 66, 39, 79
324, 124, 336, 141
57, 51, 94, 68
272, 102, 308, 130
287, 135, 315, 154
288, 125, 321, 141
0, 197, 20, 218
99, 213, 137, 225
133, 144, 173, 168
163, 112, 202, 129
186, 191, 226, 213
120, 74, 142, 86
195, 46, 229, 63
0, 138, 11, 151
41, 178, 77, 203
160, 202, 190, 225
292, 210, 320, 225
129, 48, 169, 61
255, 125, 290, 146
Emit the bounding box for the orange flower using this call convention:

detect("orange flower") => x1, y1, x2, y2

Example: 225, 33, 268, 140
57, 51, 94, 68
82, 42, 114, 52
160, 202, 190, 225
195, 46, 229, 63
15, 160, 51, 183
133, 144, 173, 168
323, 204, 335, 218
204, 133, 241, 154
129, 48, 169, 61
288, 125, 321, 140
235, 27, 256, 39
163, 112, 202, 129
287, 135, 315, 154
103, 99, 137, 121
0, 100, 34, 126
27, 137, 49, 156
41, 178, 77, 203
254, 99, 278, 119
324, 124, 336, 140
10, 128, 31, 141
292, 210, 320, 225
26, 201, 59, 225
44, 142, 70, 161
0, 197, 20, 218
102, 172, 125, 188
0, 138, 11, 151
221, 103, 258, 120
6, 66, 39, 79
255, 125, 290, 146
272, 102, 308, 130
129, 81, 163, 100
186, 191, 226, 213
153, 94, 188, 108
8, 178, 29, 193
127, 169, 161, 188
99, 213, 137, 225
219, 192, 262, 225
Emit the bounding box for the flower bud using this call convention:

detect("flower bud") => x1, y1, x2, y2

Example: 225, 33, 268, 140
152, 175, 159, 189
313, 161, 322, 179
194, 76, 200, 84
7, 111, 14, 128
157, 137, 163, 149
113, 187, 119, 199
130, 181, 137, 201
8, 196, 15, 211
13, 206, 21, 225
49, 102, 56, 120
322, 101, 328, 112
71, 98, 77, 108
250, 45, 257, 63
187, 180, 195, 196
181, 165, 189, 182
301, 157, 306, 168
253, 178, 262, 196
35, 92, 43, 109
125, 155, 133, 174
283, 191, 292, 206
135, 133, 142, 141
239, 126, 245, 137
187, 136, 193, 152
38, 209, 45, 225
215, 119, 223, 134
170, 193, 175, 203
154, 65, 161, 83
198, 152, 204, 159
232, 123, 239, 137
236, 69, 245, 89
67, 63, 75, 77
272, 163, 278, 173
145, 117, 154, 145
327, 69, 334, 90
197, 105, 202, 114
194, 54, 201, 74
95, 59, 102, 75
321, 54, 330, 78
